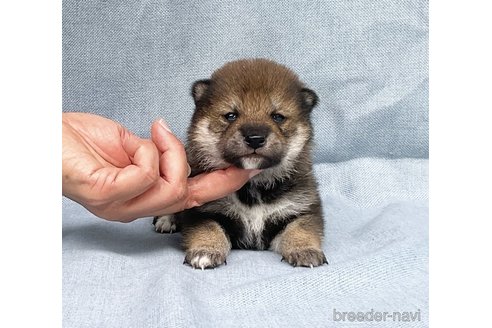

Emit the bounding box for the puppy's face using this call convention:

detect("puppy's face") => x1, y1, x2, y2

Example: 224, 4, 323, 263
188, 59, 318, 171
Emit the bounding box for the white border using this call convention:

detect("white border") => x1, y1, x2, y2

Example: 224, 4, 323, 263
430, 1, 492, 327
0, 1, 61, 327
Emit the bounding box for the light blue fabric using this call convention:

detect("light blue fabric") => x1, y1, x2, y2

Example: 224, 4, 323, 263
63, 0, 428, 163
63, 0, 428, 327
63, 160, 428, 327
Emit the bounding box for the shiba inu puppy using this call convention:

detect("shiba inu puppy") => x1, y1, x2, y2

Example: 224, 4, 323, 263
154, 59, 327, 269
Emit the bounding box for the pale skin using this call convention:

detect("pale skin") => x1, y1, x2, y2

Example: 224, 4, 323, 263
62, 112, 260, 222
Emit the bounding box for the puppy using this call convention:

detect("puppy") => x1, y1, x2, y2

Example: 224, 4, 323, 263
154, 59, 327, 269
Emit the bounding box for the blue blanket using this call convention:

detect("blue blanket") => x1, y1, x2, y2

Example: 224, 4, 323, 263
63, 159, 428, 327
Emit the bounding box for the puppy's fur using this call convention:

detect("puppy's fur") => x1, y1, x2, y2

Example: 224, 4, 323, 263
154, 59, 327, 269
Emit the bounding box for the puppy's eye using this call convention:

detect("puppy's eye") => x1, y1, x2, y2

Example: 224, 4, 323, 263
271, 113, 286, 123
224, 112, 238, 122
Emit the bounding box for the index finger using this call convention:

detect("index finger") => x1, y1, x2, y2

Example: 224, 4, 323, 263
151, 119, 189, 184
186, 166, 261, 208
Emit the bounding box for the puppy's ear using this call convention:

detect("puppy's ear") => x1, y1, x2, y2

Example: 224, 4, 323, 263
191, 79, 211, 105
299, 88, 319, 113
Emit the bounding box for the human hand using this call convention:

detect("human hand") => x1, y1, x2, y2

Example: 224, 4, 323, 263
62, 112, 260, 222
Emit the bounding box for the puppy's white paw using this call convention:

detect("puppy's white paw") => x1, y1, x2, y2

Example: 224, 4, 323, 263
184, 249, 227, 270
190, 254, 212, 270
153, 215, 177, 233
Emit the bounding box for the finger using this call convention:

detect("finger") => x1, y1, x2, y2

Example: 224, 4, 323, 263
186, 167, 261, 208
120, 176, 189, 218
95, 130, 159, 203
121, 167, 261, 219
121, 167, 261, 218
117, 178, 175, 220
151, 119, 189, 185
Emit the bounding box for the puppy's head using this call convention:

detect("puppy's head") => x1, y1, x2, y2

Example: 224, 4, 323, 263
188, 59, 318, 172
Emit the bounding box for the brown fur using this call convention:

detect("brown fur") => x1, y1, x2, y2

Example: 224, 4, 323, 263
181, 219, 231, 268
154, 59, 327, 269
277, 215, 327, 267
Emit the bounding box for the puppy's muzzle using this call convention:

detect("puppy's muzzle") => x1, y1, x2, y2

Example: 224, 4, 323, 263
240, 124, 271, 150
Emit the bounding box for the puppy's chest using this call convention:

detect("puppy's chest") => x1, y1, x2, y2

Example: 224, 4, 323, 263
229, 196, 292, 249
202, 188, 309, 250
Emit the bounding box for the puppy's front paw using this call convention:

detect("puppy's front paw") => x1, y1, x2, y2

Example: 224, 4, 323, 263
282, 248, 328, 268
184, 248, 227, 270
153, 215, 177, 233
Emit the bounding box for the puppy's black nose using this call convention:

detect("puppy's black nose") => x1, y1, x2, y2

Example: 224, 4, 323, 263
244, 135, 266, 149
240, 124, 270, 150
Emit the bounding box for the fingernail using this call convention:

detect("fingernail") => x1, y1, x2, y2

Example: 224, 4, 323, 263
157, 118, 172, 133
187, 164, 192, 177
248, 169, 262, 178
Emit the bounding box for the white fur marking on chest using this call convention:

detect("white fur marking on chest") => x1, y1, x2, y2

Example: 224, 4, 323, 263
225, 194, 310, 248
